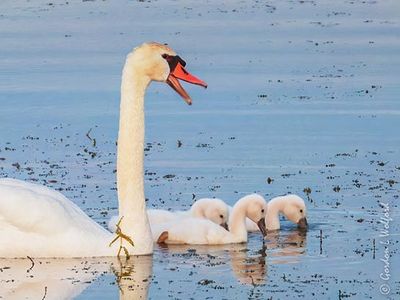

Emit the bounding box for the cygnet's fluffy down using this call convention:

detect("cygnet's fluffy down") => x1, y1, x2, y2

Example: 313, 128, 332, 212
243, 194, 308, 231
108, 198, 229, 233
154, 194, 268, 245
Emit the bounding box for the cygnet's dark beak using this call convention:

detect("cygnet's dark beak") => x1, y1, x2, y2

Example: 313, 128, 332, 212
297, 217, 308, 229
257, 218, 268, 237
220, 222, 229, 231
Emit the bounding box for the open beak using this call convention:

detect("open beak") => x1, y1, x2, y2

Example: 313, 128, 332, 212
257, 218, 268, 237
297, 217, 308, 229
220, 222, 229, 231
167, 61, 207, 105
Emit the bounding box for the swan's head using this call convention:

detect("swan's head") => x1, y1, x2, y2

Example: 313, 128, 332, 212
190, 198, 229, 230
280, 195, 308, 229
240, 194, 268, 236
128, 42, 207, 105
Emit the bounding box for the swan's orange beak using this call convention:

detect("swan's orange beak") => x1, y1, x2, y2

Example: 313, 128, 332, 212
167, 61, 207, 105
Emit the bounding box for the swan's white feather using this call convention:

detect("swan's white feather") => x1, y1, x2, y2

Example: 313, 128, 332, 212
153, 194, 268, 245
152, 218, 232, 245
108, 198, 229, 233
228, 205, 259, 232
108, 209, 184, 233
0, 178, 114, 258
230, 194, 308, 232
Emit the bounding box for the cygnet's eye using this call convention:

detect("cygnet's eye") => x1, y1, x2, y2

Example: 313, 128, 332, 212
300, 209, 303, 213
261, 209, 265, 213
219, 214, 224, 219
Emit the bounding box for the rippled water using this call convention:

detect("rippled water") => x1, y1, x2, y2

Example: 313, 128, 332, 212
0, 0, 399, 299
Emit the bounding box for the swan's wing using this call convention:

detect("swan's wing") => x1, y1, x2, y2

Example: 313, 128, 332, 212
152, 218, 230, 245
109, 209, 190, 234
174, 210, 189, 217
147, 209, 180, 225
0, 179, 113, 257
0, 178, 100, 234
108, 209, 177, 232
151, 219, 210, 244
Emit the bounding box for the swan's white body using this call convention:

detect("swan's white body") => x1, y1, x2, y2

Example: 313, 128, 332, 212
152, 194, 268, 245
108, 198, 229, 233
0, 178, 117, 257
0, 42, 206, 258
228, 206, 260, 232
237, 194, 308, 231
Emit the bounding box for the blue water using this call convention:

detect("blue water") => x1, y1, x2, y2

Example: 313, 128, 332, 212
0, 0, 399, 299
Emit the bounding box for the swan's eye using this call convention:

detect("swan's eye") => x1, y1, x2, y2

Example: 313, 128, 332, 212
161, 54, 187, 72
219, 214, 224, 219
161, 54, 179, 71
300, 209, 303, 213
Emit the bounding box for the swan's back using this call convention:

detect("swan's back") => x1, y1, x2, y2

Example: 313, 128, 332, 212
1, 179, 88, 233
0, 178, 112, 257
108, 209, 186, 232
148, 209, 187, 224
108, 198, 229, 232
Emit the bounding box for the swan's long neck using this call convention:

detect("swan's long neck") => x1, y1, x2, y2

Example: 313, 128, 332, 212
228, 200, 248, 242
190, 199, 209, 218
116, 55, 153, 255
266, 198, 282, 230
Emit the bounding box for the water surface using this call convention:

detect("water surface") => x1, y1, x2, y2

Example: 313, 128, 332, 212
0, 0, 399, 299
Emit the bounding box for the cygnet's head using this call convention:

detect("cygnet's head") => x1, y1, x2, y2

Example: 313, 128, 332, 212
280, 195, 308, 229
190, 198, 230, 230
127, 42, 207, 104
239, 194, 268, 236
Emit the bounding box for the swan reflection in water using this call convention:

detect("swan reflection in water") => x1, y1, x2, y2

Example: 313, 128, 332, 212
265, 229, 307, 265
0, 229, 306, 299
231, 229, 307, 284
0, 255, 152, 300
158, 228, 307, 286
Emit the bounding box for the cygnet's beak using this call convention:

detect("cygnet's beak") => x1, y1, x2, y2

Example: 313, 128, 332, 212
220, 222, 229, 231
257, 218, 268, 237
297, 217, 308, 229
165, 55, 207, 105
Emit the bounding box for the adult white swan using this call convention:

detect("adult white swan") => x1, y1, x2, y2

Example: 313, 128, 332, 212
0, 42, 207, 258
108, 198, 230, 233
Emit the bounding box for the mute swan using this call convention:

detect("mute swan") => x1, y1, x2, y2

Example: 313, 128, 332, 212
153, 194, 268, 245
108, 198, 229, 232
0, 42, 207, 258
244, 194, 308, 231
